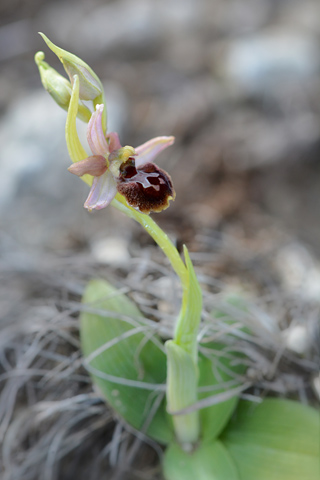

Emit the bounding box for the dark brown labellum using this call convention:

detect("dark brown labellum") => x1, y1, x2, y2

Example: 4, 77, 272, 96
117, 161, 175, 214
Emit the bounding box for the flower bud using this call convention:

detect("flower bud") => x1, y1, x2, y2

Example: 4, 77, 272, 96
35, 51, 91, 122
39, 33, 103, 101
35, 51, 71, 106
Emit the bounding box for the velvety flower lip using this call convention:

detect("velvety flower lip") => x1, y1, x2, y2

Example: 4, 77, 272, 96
68, 104, 175, 213
117, 161, 175, 214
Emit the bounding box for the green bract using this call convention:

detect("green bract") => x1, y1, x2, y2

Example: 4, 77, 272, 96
166, 340, 200, 444
174, 246, 203, 362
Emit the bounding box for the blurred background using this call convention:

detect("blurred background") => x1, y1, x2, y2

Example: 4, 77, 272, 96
0, 0, 319, 478
1, 0, 320, 255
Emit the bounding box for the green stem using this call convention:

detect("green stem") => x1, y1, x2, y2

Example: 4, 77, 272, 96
112, 194, 202, 447
112, 194, 188, 285
63, 75, 201, 445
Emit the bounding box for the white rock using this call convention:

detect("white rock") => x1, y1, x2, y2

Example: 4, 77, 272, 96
0, 92, 67, 207
91, 237, 130, 265
282, 324, 310, 355
274, 243, 320, 301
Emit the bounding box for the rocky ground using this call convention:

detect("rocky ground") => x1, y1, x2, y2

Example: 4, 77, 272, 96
0, 0, 319, 479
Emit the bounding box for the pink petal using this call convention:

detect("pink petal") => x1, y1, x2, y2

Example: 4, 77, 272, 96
84, 170, 117, 211
134, 136, 175, 168
68, 155, 107, 177
87, 104, 109, 156
107, 132, 122, 152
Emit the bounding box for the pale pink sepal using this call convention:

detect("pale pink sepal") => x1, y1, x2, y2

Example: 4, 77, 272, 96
87, 104, 109, 156
68, 155, 107, 177
107, 132, 122, 152
135, 136, 175, 168
84, 170, 117, 211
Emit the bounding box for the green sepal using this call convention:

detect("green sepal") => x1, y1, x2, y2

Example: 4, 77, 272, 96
163, 439, 239, 480
222, 398, 320, 480
80, 279, 174, 444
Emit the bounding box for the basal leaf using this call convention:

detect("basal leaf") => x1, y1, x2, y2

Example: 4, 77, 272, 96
198, 297, 250, 441
222, 398, 320, 480
198, 352, 242, 441
163, 439, 239, 480
80, 279, 174, 443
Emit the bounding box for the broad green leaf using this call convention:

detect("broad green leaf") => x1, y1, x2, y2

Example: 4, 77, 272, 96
197, 297, 250, 441
222, 398, 320, 480
198, 353, 241, 441
80, 279, 174, 444
163, 439, 239, 480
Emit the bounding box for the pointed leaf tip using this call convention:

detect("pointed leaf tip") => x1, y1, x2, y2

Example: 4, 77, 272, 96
173, 245, 202, 360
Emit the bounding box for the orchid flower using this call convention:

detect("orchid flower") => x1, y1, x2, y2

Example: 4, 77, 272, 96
68, 104, 175, 214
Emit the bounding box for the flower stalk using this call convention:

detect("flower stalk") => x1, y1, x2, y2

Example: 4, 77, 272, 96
36, 37, 203, 447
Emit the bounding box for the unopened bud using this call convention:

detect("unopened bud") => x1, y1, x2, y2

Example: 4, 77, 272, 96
35, 51, 71, 107
35, 51, 91, 122
39, 33, 103, 101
